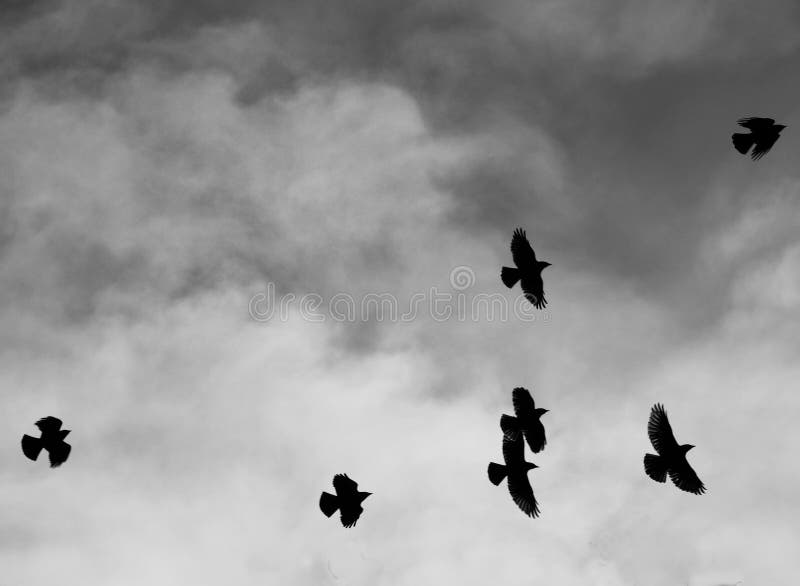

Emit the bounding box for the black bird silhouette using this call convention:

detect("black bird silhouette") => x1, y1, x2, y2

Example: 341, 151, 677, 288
732, 117, 786, 160
319, 474, 372, 528
500, 387, 548, 453
488, 417, 540, 518
644, 404, 705, 495
501, 228, 550, 309
21, 416, 71, 468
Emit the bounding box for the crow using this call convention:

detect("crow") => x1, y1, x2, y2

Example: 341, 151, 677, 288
487, 417, 540, 518
21, 416, 71, 468
319, 474, 372, 528
501, 228, 551, 309
644, 404, 705, 495
500, 387, 548, 453
732, 117, 786, 160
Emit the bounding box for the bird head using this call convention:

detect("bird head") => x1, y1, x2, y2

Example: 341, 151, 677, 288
776, 124, 787, 132
538, 261, 552, 270
535, 408, 549, 417
359, 491, 372, 503
681, 444, 695, 453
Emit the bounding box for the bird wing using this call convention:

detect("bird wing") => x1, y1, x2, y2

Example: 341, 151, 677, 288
525, 420, 547, 454
520, 276, 547, 309
502, 431, 526, 465
507, 472, 540, 518
340, 504, 364, 528
511, 228, 537, 268
512, 387, 546, 452
48, 442, 71, 468
668, 458, 706, 495
737, 117, 774, 130
750, 135, 779, 160
647, 403, 679, 455
511, 387, 535, 418
333, 474, 358, 495
36, 416, 62, 433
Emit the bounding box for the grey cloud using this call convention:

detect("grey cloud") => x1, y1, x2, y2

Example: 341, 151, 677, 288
1, 2, 800, 584
3, 1, 799, 329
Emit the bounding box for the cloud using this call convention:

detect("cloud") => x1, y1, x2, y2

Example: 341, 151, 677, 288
1, 1, 800, 584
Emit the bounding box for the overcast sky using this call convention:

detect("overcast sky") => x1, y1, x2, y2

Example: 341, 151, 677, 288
1, 1, 799, 584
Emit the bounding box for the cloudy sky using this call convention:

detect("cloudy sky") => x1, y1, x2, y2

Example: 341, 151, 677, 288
1, 1, 799, 584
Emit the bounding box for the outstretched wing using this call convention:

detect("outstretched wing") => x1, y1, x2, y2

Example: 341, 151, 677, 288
36, 416, 62, 433
737, 117, 774, 130
647, 404, 679, 455
525, 420, 547, 454
48, 442, 71, 468
512, 387, 535, 418
333, 474, 358, 495
520, 276, 547, 310
511, 228, 537, 268
502, 432, 525, 466
668, 458, 706, 495
339, 504, 364, 528
507, 472, 540, 518
750, 135, 780, 160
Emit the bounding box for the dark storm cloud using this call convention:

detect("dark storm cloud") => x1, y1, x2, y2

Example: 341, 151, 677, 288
0, 1, 798, 341
5, 0, 799, 332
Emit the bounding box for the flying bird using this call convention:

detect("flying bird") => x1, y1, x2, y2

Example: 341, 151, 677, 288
644, 404, 706, 495
319, 474, 372, 528
488, 417, 540, 518
500, 387, 548, 453
732, 117, 786, 160
501, 228, 551, 309
21, 416, 71, 468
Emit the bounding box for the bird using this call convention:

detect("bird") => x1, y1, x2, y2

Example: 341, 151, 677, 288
500, 387, 548, 453
21, 416, 71, 468
487, 416, 540, 518
732, 117, 786, 160
501, 228, 551, 309
644, 403, 706, 495
319, 474, 372, 528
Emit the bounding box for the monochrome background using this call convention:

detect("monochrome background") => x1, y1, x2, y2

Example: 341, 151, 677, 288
1, 2, 799, 584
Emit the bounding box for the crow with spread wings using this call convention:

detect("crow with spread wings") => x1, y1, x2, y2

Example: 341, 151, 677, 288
319, 474, 372, 528
488, 416, 540, 518
644, 403, 706, 495
501, 228, 551, 309
500, 387, 548, 454
21, 416, 71, 468
732, 117, 786, 160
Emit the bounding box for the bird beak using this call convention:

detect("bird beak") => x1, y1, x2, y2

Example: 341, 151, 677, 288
543, 262, 552, 268
687, 445, 695, 451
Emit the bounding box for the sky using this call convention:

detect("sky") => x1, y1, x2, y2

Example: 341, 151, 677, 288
1, 1, 799, 584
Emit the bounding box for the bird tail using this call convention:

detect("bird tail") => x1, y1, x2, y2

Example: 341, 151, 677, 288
501, 267, 520, 288
319, 492, 339, 517
21, 435, 42, 461
499, 414, 521, 441
644, 453, 668, 483
732, 133, 755, 154
487, 462, 507, 486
